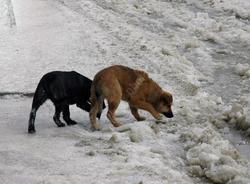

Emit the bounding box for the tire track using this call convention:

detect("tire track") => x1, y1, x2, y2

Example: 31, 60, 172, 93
0, 0, 16, 28
0, 92, 33, 97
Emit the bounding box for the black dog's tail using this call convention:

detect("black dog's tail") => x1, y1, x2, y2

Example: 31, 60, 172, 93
28, 79, 48, 133
32, 80, 48, 109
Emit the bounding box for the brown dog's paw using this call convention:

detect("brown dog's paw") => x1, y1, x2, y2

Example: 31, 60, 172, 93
113, 122, 122, 127
91, 123, 101, 131
155, 115, 165, 124
154, 113, 162, 121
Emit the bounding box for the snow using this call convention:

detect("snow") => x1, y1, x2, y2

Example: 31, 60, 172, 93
116, 121, 158, 143
235, 63, 250, 78
1, 0, 250, 183
182, 124, 250, 183
224, 104, 250, 130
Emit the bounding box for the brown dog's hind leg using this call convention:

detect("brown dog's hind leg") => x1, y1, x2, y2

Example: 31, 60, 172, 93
129, 105, 146, 121
107, 99, 122, 127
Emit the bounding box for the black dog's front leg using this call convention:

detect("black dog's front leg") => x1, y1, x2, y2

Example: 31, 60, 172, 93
62, 105, 77, 125
53, 104, 65, 127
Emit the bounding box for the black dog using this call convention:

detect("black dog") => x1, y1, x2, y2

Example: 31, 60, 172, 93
28, 71, 105, 133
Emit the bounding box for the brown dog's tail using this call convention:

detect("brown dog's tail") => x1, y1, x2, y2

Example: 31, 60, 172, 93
90, 82, 104, 119
89, 83, 96, 105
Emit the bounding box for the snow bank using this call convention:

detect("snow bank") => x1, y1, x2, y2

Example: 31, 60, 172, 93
222, 104, 250, 130
116, 122, 158, 143
188, 12, 222, 43
181, 126, 250, 183
177, 90, 250, 183
235, 63, 250, 78
228, 176, 250, 184
187, 0, 250, 21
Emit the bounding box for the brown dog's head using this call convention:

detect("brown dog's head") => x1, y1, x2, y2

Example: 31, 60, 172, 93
156, 91, 173, 118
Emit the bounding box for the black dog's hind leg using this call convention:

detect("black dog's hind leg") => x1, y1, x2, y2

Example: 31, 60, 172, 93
77, 102, 102, 119
28, 84, 47, 133
62, 105, 77, 125
53, 104, 65, 127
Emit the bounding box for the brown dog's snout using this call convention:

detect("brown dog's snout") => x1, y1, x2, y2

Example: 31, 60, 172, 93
162, 111, 173, 118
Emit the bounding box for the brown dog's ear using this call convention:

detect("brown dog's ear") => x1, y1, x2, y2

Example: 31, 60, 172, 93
168, 93, 173, 103
161, 92, 173, 104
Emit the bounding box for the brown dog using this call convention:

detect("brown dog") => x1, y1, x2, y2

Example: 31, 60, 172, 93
89, 65, 173, 130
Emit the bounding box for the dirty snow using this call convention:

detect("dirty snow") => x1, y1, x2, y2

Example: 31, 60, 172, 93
0, 0, 250, 183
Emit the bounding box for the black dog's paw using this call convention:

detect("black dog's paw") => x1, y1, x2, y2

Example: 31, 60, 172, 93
67, 120, 77, 126
57, 123, 66, 127
28, 128, 36, 134
54, 117, 65, 127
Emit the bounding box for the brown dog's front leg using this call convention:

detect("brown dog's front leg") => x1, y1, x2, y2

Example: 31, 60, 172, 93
129, 100, 161, 120
129, 105, 146, 121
